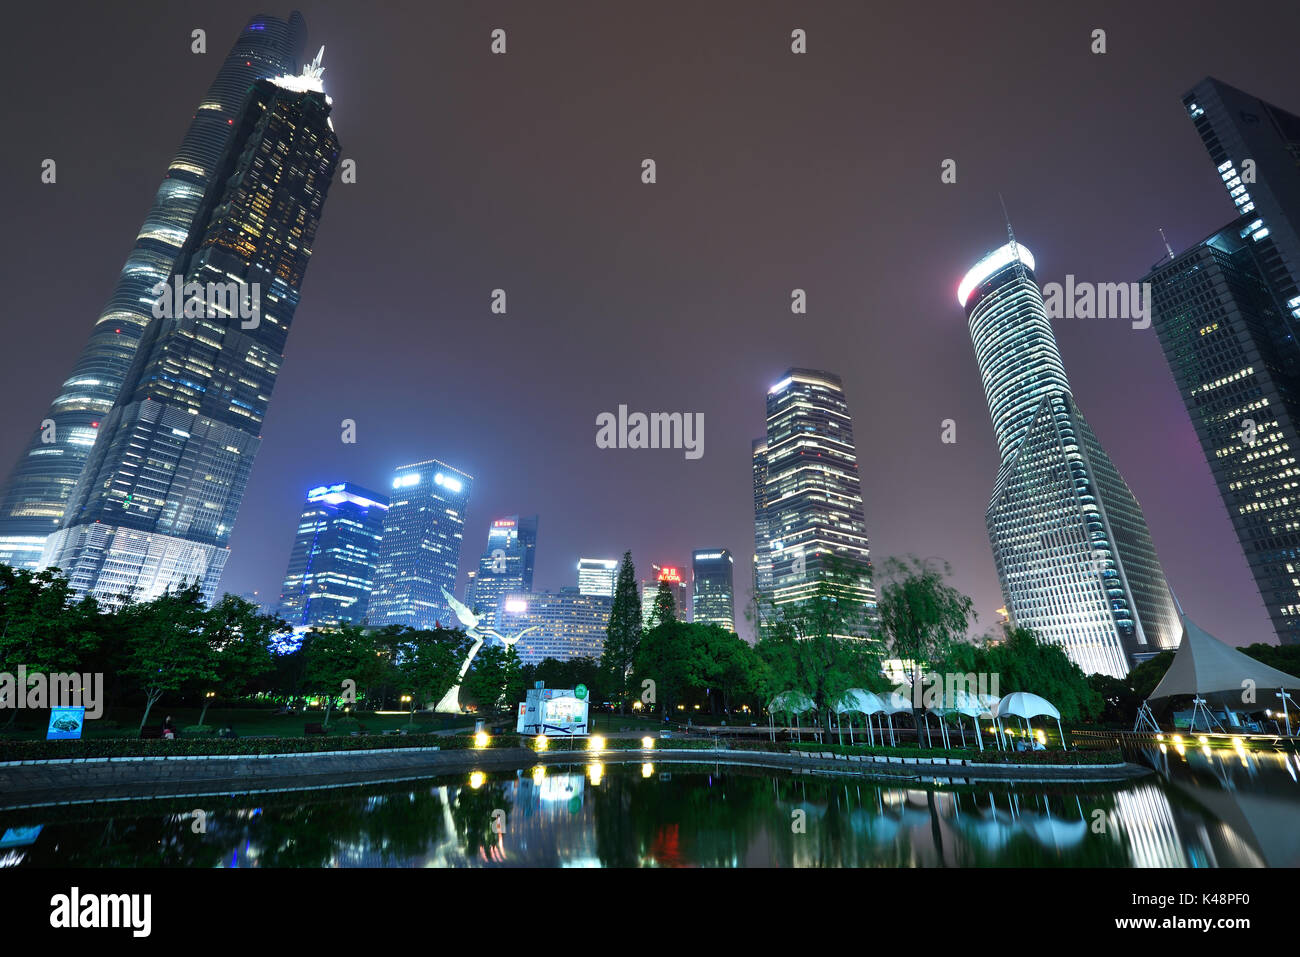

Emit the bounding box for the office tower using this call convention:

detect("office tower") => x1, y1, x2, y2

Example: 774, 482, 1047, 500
42, 55, 340, 604
751, 438, 773, 630
368, 459, 473, 630
577, 557, 618, 597
0, 14, 309, 572
1183, 79, 1300, 326
465, 515, 538, 628
752, 369, 876, 634
641, 564, 689, 627
692, 548, 735, 631
960, 240, 1179, 677
1145, 224, 1300, 645
278, 482, 388, 629
1142, 79, 1300, 647
498, 588, 613, 664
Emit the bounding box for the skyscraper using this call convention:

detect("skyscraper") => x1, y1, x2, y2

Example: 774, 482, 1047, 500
278, 482, 388, 629
752, 369, 876, 634
0, 14, 309, 572
960, 240, 1179, 677
641, 563, 689, 627
1142, 80, 1300, 647
42, 54, 340, 604
368, 459, 473, 630
692, 548, 735, 631
498, 588, 612, 664
1183, 79, 1300, 327
466, 515, 538, 628
577, 557, 618, 597
751, 437, 773, 630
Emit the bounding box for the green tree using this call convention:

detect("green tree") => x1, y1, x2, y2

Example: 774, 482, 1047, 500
875, 557, 975, 747
986, 627, 1101, 723
600, 551, 642, 713
399, 628, 470, 716
301, 623, 380, 726
650, 580, 676, 628
462, 644, 523, 715
119, 583, 216, 731
0, 566, 102, 676
197, 595, 283, 724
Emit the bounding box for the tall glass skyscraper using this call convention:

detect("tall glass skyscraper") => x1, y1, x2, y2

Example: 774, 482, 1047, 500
42, 58, 340, 604
751, 437, 773, 630
752, 369, 876, 635
1144, 81, 1300, 646
278, 482, 388, 629
0, 14, 309, 572
368, 459, 473, 630
692, 548, 735, 631
465, 515, 538, 628
577, 558, 618, 597
961, 241, 1179, 677
497, 588, 612, 664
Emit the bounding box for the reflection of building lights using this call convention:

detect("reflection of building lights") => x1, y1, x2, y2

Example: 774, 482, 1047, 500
588, 735, 605, 752
469, 771, 485, 789
642, 763, 654, 778
641, 736, 654, 750
474, 731, 490, 749
534, 734, 548, 751
1197, 735, 1208, 745
531, 765, 545, 785
587, 762, 603, 785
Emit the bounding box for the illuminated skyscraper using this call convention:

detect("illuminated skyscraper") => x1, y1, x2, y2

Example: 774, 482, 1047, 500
960, 240, 1179, 677
466, 515, 538, 628
577, 558, 618, 597
42, 54, 340, 604
1142, 81, 1300, 646
751, 438, 773, 629
0, 14, 309, 572
368, 459, 473, 630
692, 548, 735, 631
752, 369, 876, 634
278, 482, 388, 629
498, 588, 612, 664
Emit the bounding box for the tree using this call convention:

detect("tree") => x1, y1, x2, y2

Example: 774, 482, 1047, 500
399, 628, 470, 717
301, 624, 379, 726
600, 551, 642, 713
875, 557, 975, 747
462, 644, 523, 715
197, 595, 283, 724
119, 583, 216, 731
650, 580, 676, 628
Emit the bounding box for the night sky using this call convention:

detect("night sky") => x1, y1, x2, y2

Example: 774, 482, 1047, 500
3, 0, 1299, 646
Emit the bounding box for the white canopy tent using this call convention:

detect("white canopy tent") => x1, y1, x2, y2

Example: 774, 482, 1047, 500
993, 691, 1065, 749
833, 689, 886, 745
768, 691, 817, 742
1136, 614, 1300, 733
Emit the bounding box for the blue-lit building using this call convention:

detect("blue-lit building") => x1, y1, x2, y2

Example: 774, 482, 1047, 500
368, 459, 473, 630
692, 548, 735, 631
278, 483, 388, 629
466, 515, 538, 628
41, 53, 340, 604
0, 15, 309, 572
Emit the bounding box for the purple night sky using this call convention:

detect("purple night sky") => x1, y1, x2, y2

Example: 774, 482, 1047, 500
2, 0, 1299, 645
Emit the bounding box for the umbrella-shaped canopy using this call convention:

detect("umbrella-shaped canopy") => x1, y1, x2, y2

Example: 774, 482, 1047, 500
881, 684, 916, 714
768, 691, 816, 715
932, 687, 985, 717
994, 691, 1061, 721
834, 688, 886, 715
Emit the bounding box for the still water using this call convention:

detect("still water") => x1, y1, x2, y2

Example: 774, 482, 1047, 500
2, 746, 1297, 867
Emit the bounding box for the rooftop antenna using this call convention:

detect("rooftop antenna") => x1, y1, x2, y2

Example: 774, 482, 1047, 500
999, 192, 1027, 282
1158, 227, 1175, 261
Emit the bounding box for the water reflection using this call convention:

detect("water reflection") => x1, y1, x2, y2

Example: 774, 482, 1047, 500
2, 747, 1297, 867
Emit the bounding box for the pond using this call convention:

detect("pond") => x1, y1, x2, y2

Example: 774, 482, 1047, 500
2, 744, 1297, 867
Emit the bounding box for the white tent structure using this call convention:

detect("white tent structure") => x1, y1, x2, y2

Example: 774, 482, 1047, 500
993, 691, 1065, 749
768, 691, 817, 741
1136, 615, 1300, 733
932, 688, 987, 750
833, 689, 886, 745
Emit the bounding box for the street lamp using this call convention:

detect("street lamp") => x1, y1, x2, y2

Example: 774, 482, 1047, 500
1276, 690, 1295, 735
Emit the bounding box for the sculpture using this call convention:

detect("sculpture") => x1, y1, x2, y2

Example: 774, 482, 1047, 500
434, 586, 538, 713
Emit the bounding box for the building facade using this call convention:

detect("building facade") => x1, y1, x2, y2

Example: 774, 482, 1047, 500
692, 548, 735, 631
752, 369, 876, 635
465, 515, 538, 628
368, 459, 473, 630
497, 588, 613, 664
0, 15, 309, 572
641, 563, 689, 627
577, 557, 618, 597
42, 60, 340, 604
961, 241, 1180, 677
278, 482, 388, 629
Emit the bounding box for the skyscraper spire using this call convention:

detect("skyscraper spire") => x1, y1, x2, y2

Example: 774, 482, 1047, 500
999, 192, 1027, 282
1159, 227, 1175, 261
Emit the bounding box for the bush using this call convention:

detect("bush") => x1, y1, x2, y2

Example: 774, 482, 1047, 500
182, 724, 218, 737
329, 717, 364, 735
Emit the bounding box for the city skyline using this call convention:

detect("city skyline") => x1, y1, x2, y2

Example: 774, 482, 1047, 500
2, 3, 1299, 646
